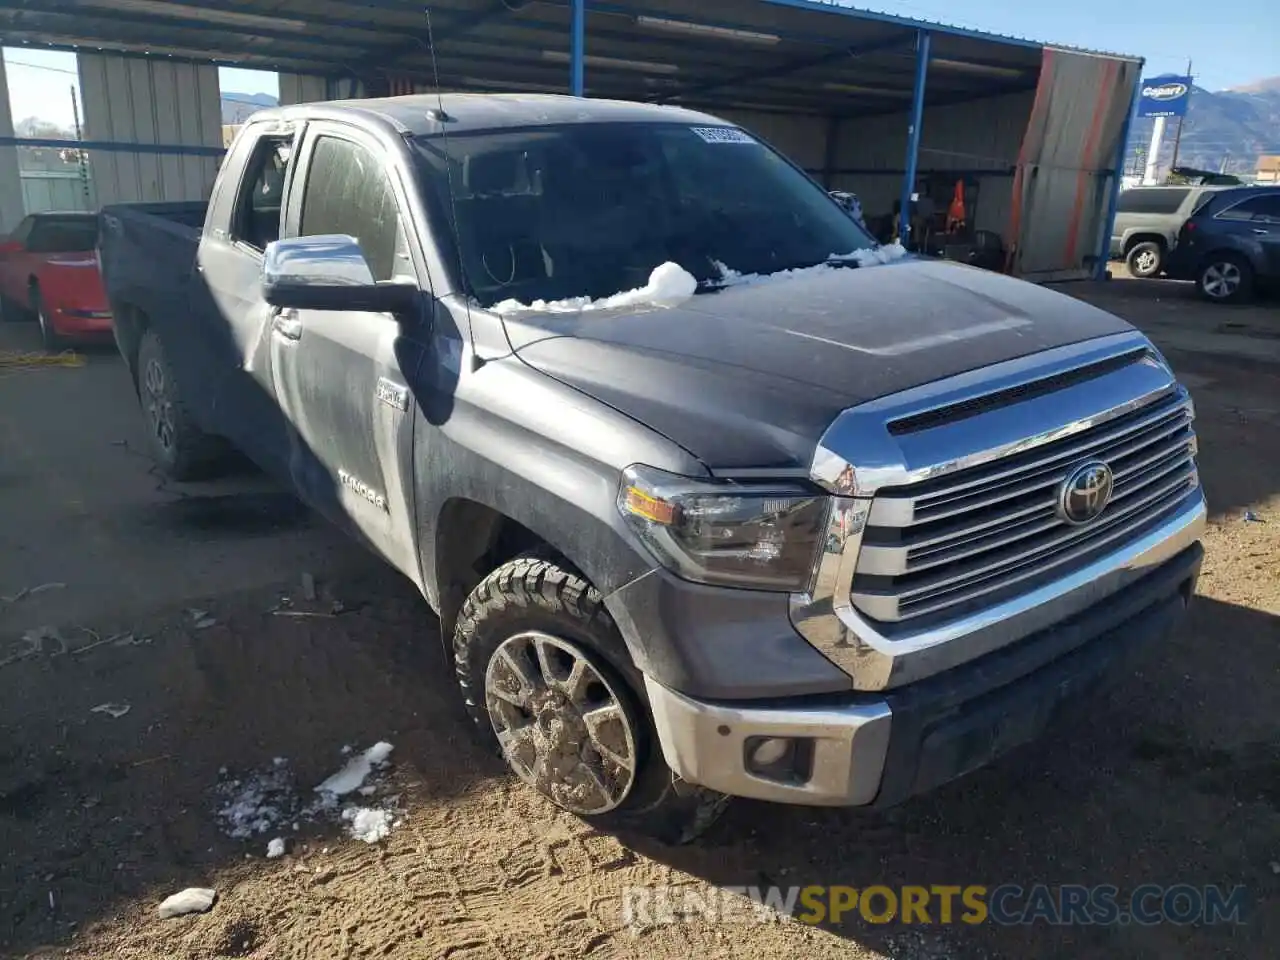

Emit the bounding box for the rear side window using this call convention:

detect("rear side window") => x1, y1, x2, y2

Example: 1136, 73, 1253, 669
230, 136, 294, 252
297, 136, 411, 283
1216, 195, 1280, 224
1116, 188, 1191, 215
26, 217, 97, 253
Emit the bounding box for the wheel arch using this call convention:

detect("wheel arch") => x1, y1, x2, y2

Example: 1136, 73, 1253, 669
110, 302, 150, 390
1123, 232, 1168, 254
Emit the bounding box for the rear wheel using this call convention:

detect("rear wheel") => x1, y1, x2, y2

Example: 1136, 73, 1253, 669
1196, 253, 1254, 304
454, 555, 729, 844
1125, 240, 1163, 278
136, 328, 225, 480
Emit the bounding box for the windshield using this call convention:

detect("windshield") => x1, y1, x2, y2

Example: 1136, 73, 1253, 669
413, 122, 877, 308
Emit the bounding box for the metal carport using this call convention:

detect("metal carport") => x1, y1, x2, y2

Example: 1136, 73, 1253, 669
0, 0, 1143, 280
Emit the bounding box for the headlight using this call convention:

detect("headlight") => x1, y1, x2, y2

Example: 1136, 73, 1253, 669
617, 464, 830, 592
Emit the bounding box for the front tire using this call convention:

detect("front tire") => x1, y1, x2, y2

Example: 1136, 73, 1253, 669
1125, 240, 1163, 278
454, 555, 729, 844
1197, 253, 1254, 304
136, 328, 225, 480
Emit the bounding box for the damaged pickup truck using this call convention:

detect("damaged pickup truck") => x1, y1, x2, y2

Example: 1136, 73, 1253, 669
99, 95, 1206, 842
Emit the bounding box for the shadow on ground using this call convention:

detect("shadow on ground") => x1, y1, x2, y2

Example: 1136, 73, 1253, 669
0, 567, 508, 956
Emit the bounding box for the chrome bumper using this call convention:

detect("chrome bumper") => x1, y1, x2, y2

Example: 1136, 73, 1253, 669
646, 532, 1202, 807
644, 675, 892, 805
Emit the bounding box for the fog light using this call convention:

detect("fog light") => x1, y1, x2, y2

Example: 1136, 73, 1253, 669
744, 736, 814, 784
750, 737, 791, 767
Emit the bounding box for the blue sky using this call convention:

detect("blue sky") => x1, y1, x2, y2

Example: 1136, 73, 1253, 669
4, 0, 1276, 129
866, 0, 1274, 91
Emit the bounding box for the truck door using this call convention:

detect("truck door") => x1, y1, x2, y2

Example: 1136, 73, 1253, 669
197, 122, 302, 477
268, 124, 425, 579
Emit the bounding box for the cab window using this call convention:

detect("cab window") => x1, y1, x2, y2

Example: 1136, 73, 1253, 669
297, 136, 412, 283
230, 136, 293, 252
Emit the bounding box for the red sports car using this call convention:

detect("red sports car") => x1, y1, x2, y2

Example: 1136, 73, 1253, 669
0, 212, 112, 349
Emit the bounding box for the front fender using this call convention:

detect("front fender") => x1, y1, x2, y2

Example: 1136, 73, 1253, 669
412, 351, 704, 614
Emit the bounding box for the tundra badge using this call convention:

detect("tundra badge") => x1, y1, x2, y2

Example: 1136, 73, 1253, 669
376, 377, 409, 411
338, 469, 388, 511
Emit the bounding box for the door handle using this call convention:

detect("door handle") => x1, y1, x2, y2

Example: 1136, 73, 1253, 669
1252, 228, 1270, 235
272, 309, 302, 341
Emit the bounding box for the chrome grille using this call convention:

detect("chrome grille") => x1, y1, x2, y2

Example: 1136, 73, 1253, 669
852, 389, 1199, 623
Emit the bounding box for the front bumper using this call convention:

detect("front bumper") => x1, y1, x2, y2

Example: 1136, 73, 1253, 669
51, 307, 114, 339
645, 541, 1201, 807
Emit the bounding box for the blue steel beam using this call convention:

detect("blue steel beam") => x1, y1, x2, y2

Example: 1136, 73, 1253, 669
570, 0, 585, 96
1095, 65, 1144, 279
898, 29, 931, 244
653, 35, 912, 104
0, 136, 224, 156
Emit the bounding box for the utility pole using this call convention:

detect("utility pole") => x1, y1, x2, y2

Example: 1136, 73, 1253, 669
1143, 115, 1166, 184
69, 85, 91, 212
1169, 59, 1192, 173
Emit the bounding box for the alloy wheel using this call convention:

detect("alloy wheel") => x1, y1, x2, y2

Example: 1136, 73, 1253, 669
142, 357, 177, 453
1202, 261, 1241, 299
484, 630, 639, 815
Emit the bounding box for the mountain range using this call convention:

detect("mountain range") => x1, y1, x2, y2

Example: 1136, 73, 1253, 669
221, 92, 278, 125
1125, 76, 1280, 177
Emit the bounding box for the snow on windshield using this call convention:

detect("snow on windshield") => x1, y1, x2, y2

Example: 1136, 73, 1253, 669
491, 261, 697, 315
710, 242, 909, 290
489, 244, 908, 315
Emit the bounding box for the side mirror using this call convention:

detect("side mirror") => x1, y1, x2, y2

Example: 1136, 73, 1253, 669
262, 235, 419, 314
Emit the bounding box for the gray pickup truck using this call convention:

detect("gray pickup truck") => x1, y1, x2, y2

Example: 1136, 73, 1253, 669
99, 94, 1206, 843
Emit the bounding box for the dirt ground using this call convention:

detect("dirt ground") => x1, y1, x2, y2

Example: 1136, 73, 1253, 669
1, 275, 1277, 960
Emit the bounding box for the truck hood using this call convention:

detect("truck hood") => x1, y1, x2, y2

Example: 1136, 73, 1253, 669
505, 259, 1133, 471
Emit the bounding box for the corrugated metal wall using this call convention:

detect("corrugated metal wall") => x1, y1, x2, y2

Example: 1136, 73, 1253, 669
1010, 50, 1140, 281
826, 90, 1035, 235
278, 73, 328, 106
0, 57, 24, 232
77, 54, 222, 206
21, 170, 96, 214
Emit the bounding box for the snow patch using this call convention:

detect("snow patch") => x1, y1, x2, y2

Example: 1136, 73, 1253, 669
314, 741, 394, 797
215, 743, 401, 845
157, 888, 216, 919
710, 243, 908, 290
492, 261, 697, 315
214, 762, 296, 840
343, 807, 394, 844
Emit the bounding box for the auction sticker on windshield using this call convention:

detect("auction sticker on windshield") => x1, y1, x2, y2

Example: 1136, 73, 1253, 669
691, 127, 755, 144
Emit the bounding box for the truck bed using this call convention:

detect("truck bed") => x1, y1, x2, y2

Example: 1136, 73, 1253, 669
98, 201, 209, 383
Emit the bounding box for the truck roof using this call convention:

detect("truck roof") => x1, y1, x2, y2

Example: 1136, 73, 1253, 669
258, 93, 728, 137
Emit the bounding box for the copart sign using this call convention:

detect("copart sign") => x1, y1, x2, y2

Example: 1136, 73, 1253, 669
1137, 75, 1193, 118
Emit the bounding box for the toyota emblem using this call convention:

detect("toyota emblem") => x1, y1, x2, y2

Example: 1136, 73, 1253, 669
1058, 461, 1114, 525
